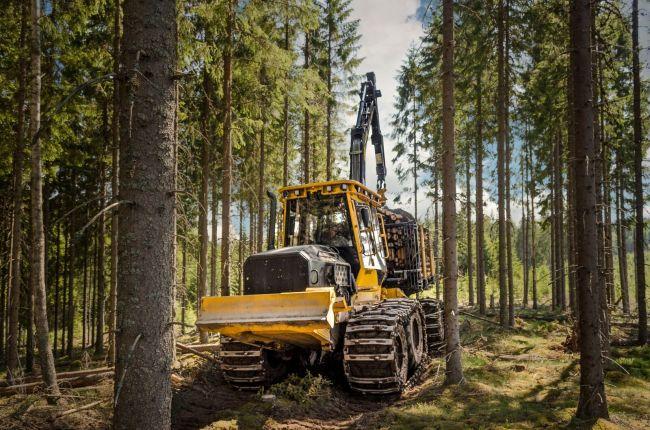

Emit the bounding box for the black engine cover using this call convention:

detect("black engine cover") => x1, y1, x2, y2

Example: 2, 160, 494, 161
243, 245, 353, 298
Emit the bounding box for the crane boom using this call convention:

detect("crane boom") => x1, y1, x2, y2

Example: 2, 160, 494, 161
349, 72, 386, 192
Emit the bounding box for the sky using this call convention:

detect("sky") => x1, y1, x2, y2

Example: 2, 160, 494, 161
349, 0, 650, 223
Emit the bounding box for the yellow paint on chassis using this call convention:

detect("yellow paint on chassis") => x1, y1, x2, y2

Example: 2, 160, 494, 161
197, 179, 407, 350
198, 287, 351, 350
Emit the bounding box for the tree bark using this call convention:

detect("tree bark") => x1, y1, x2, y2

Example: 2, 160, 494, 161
220, 0, 235, 297
592, 10, 611, 357
616, 166, 629, 314
505, 0, 514, 326
529, 136, 537, 310
497, 0, 508, 327
6, 0, 28, 385
631, 0, 646, 345
113, 0, 177, 424
211, 175, 218, 296
282, 15, 290, 187
181, 242, 187, 334
95, 102, 108, 356
434, 168, 440, 301
303, 32, 311, 184
466, 143, 473, 306
475, 70, 486, 315
66, 173, 76, 358
28, 0, 60, 400
571, 0, 609, 419
257, 111, 266, 252
198, 70, 210, 343
522, 133, 528, 308
553, 131, 565, 310
108, 0, 121, 367
326, 3, 333, 181
441, 0, 463, 385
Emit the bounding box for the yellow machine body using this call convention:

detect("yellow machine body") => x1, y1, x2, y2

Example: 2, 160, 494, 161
196, 179, 399, 349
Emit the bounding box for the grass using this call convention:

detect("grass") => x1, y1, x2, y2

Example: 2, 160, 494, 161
0, 310, 648, 429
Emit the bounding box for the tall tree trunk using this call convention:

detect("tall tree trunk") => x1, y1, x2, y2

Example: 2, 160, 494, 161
197, 71, 210, 344
26, 264, 34, 374
211, 176, 218, 296
631, 0, 646, 345
616, 164, 629, 314
238, 203, 244, 294
66, 173, 76, 358
591, 9, 610, 357
441, 0, 463, 385
6, 0, 28, 385
529, 140, 537, 310
61, 232, 67, 356
497, 0, 508, 327
434, 168, 440, 301
522, 136, 528, 308
475, 70, 486, 315
598, 60, 615, 306
180, 242, 186, 334
113, 0, 177, 424
466, 144, 473, 306
303, 32, 311, 184
220, 0, 235, 298
505, 0, 514, 326
53, 224, 60, 357
567, 69, 578, 315
108, 0, 121, 366
257, 112, 266, 252
95, 103, 108, 356
82, 245, 88, 349
554, 131, 565, 310
571, 0, 609, 419
413, 97, 418, 220
282, 16, 290, 187
326, 3, 333, 181
28, 0, 60, 399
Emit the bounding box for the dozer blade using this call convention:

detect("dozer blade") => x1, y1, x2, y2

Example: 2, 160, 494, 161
196, 287, 346, 350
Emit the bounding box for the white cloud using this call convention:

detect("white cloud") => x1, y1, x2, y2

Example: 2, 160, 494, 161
349, 0, 426, 216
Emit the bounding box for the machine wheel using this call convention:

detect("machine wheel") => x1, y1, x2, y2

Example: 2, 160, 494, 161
219, 337, 288, 391
343, 299, 423, 394
420, 299, 445, 356
407, 305, 427, 369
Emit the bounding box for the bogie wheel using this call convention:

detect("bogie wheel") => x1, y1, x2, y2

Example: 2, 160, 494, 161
419, 299, 445, 356
407, 305, 426, 369
343, 299, 424, 394
219, 337, 288, 390
393, 324, 409, 387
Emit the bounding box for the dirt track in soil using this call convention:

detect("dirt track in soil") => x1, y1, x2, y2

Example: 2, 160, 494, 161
171, 362, 406, 430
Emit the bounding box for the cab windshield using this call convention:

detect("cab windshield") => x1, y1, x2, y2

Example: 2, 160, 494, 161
284, 195, 353, 248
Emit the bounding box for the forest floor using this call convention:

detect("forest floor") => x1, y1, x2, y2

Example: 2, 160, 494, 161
1, 309, 648, 430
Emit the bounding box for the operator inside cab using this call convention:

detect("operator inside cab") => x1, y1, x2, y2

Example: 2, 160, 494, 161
285, 195, 359, 272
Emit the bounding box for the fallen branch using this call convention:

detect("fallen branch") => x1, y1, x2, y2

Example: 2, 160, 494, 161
178, 343, 219, 353
460, 311, 505, 327
53, 400, 103, 420
0, 371, 113, 396
0, 367, 113, 387
176, 343, 219, 364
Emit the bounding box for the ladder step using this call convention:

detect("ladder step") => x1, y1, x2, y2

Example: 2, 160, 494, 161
223, 374, 266, 383
220, 350, 262, 357
346, 325, 395, 333
345, 338, 393, 346
347, 376, 397, 384
344, 353, 394, 361
221, 364, 263, 371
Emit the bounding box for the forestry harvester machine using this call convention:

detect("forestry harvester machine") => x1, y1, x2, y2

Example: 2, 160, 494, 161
196, 72, 443, 394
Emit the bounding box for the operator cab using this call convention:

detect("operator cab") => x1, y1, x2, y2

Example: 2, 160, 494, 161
280, 180, 387, 288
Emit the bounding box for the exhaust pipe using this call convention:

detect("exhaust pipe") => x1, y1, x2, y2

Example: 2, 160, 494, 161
266, 189, 277, 250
